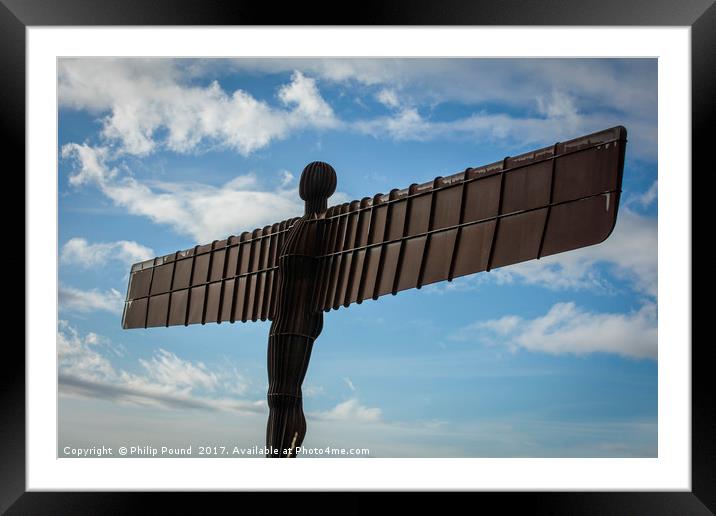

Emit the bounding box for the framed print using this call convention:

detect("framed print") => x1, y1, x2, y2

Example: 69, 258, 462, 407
6, 0, 710, 513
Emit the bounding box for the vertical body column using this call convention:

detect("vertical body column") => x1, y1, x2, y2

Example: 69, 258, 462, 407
266, 161, 337, 458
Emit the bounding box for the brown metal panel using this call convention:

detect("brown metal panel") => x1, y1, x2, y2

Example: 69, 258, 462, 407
172, 257, 193, 290
368, 204, 388, 244
122, 298, 147, 329
225, 244, 239, 278
146, 293, 170, 327
128, 268, 152, 300
553, 142, 621, 203
263, 269, 275, 321
187, 286, 206, 325
252, 229, 269, 321
502, 160, 552, 214
421, 228, 458, 286
447, 179, 469, 281
220, 278, 235, 323
416, 180, 440, 288
249, 229, 263, 271
240, 233, 258, 322
244, 274, 257, 322
204, 282, 222, 323
343, 199, 371, 306
391, 185, 417, 295
260, 227, 277, 321
259, 227, 272, 269
359, 246, 382, 303
386, 198, 407, 240
191, 253, 210, 286
561, 126, 624, 153
323, 204, 349, 311
325, 254, 343, 311
376, 241, 401, 297
232, 276, 247, 322
238, 239, 251, 275
541, 193, 617, 257
354, 195, 383, 304
196, 242, 212, 255
333, 253, 353, 309
314, 215, 336, 312
319, 207, 343, 303
269, 220, 289, 319
149, 262, 174, 296
344, 203, 360, 250
345, 248, 366, 305
396, 236, 427, 292
267, 223, 280, 269
253, 271, 266, 321
490, 209, 549, 269
334, 201, 363, 308
432, 184, 462, 230
168, 290, 188, 326
452, 221, 496, 279
355, 198, 372, 247
462, 174, 501, 224
406, 193, 431, 236
209, 248, 226, 282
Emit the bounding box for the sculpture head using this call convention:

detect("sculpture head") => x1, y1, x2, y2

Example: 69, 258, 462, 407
299, 161, 337, 214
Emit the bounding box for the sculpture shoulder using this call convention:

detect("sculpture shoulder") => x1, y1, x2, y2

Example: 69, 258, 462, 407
280, 213, 323, 257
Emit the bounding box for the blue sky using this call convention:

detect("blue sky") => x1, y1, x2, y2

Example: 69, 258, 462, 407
57, 58, 657, 458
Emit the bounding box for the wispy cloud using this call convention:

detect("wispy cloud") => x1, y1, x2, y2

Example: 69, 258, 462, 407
58, 322, 263, 413
220, 58, 657, 160
343, 377, 356, 392
61, 237, 154, 268
627, 180, 658, 209
59, 285, 124, 314
309, 398, 382, 423
451, 301, 657, 360
61, 143, 304, 241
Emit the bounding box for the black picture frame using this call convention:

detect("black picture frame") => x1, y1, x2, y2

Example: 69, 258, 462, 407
6, 0, 708, 513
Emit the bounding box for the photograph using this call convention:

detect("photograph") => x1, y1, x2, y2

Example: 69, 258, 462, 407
57, 57, 658, 460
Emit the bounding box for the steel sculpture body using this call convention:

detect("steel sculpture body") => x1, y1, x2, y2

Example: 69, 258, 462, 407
122, 126, 628, 457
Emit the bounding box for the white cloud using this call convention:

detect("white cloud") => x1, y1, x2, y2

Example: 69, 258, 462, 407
221, 58, 656, 160
376, 88, 400, 108
59, 285, 124, 314
452, 301, 657, 360
302, 384, 325, 397
353, 90, 625, 157
61, 238, 154, 268
58, 322, 263, 413
59, 60, 337, 156
279, 170, 294, 186
628, 180, 658, 209
58, 320, 116, 381
277, 71, 336, 124
61, 143, 304, 242
310, 398, 382, 423
138, 349, 219, 392
343, 377, 356, 392
59, 58, 657, 162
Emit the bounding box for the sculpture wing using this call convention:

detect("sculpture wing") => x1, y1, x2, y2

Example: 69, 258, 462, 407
122, 216, 301, 329
313, 126, 627, 312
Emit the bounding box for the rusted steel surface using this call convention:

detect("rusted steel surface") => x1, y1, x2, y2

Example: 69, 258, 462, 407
122, 217, 300, 329
265, 161, 335, 458
123, 126, 627, 329
313, 125, 626, 312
